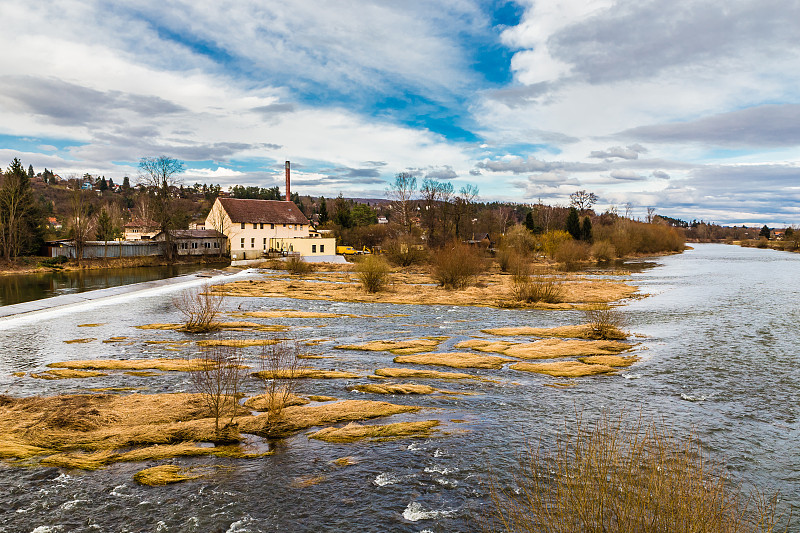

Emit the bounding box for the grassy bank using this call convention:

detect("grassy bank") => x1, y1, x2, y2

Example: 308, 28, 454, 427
0, 255, 231, 276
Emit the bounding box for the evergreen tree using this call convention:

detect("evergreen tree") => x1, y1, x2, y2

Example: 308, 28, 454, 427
99, 177, 108, 191
565, 207, 581, 240
0, 158, 45, 259
525, 211, 535, 231
95, 208, 116, 241
759, 225, 771, 239
318, 196, 329, 224
581, 216, 593, 242
122, 176, 131, 190
108, 178, 115, 189
333, 194, 352, 228
27, 165, 34, 180
351, 203, 377, 226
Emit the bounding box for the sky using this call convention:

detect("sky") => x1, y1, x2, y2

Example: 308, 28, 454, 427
1, 0, 799, 226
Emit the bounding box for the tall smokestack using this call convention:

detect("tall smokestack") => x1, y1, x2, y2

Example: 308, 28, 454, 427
285, 161, 291, 201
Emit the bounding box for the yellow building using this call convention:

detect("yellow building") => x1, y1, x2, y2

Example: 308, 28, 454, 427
205, 198, 335, 260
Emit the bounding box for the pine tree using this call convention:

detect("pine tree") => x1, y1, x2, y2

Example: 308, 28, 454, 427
565, 207, 581, 240
581, 217, 593, 242
99, 177, 108, 191
27, 165, 34, 180
0, 158, 44, 259
122, 176, 130, 190
95, 208, 116, 241
318, 196, 329, 224
759, 225, 771, 239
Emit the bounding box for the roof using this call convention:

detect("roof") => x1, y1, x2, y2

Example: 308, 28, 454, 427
124, 219, 159, 228
155, 230, 225, 240
217, 198, 309, 225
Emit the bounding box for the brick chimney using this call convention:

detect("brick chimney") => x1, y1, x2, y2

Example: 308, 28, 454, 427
285, 161, 291, 201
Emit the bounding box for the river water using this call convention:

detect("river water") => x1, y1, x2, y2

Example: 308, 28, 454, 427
0, 243, 796, 532
0, 264, 225, 307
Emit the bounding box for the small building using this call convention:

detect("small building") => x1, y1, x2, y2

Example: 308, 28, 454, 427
153, 229, 226, 256
123, 219, 160, 241
205, 198, 335, 260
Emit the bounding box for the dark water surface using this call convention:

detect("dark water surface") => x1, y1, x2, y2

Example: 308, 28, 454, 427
0, 243, 796, 532
0, 264, 224, 307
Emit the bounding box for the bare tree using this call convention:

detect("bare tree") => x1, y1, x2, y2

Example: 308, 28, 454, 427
419, 178, 454, 246
386, 172, 417, 233
139, 156, 184, 262
624, 202, 633, 219
68, 178, 93, 264
569, 190, 598, 213
188, 345, 247, 440
454, 184, 479, 239
256, 338, 302, 435
646, 207, 656, 223
173, 283, 226, 332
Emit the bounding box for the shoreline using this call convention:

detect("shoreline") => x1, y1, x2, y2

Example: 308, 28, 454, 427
0, 255, 232, 277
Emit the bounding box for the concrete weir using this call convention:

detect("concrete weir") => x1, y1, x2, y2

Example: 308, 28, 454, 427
0, 269, 242, 319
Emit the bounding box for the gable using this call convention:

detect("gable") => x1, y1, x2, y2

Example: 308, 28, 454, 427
218, 198, 308, 225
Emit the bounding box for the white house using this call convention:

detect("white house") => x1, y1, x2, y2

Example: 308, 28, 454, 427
205, 198, 335, 260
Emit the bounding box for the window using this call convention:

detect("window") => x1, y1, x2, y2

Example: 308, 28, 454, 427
283, 224, 286, 227
270, 223, 275, 229
251, 238, 255, 248
240, 238, 245, 248
214, 242, 219, 248
260, 223, 264, 229
263, 238, 267, 248
241, 223, 245, 229
253, 223, 257, 229
191, 242, 198, 249
312, 244, 316, 253
320, 245, 324, 253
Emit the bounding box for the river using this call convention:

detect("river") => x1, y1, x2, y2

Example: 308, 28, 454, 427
0, 243, 796, 532
0, 264, 226, 307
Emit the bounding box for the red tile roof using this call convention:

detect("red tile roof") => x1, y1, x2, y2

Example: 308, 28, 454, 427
218, 198, 309, 225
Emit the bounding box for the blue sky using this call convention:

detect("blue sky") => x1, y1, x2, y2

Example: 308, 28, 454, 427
1, 0, 799, 225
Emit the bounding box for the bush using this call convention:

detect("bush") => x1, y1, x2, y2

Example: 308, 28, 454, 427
383, 237, 428, 266
593, 219, 685, 257
501, 225, 537, 256
591, 240, 616, 262
496, 248, 522, 273
284, 255, 313, 275
511, 274, 563, 304
487, 413, 787, 533
356, 255, 391, 293
539, 230, 572, 259
431, 242, 486, 289
188, 345, 246, 440
554, 239, 590, 268
256, 338, 302, 435
40, 256, 69, 268
173, 283, 225, 333
584, 304, 626, 340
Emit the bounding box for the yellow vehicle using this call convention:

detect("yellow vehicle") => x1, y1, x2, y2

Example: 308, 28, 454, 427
336, 245, 357, 256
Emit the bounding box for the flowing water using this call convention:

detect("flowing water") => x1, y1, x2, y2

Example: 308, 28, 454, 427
0, 243, 797, 532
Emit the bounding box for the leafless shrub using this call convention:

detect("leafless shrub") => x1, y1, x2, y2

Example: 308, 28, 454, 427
512, 273, 564, 304
554, 239, 590, 269
256, 337, 302, 435
357, 255, 391, 293
431, 242, 486, 289
584, 305, 626, 340
188, 345, 247, 441
496, 248, 522, 273
383, 236, 428, 266
591, 240, 617, 262
284, 255, 313, 276
486, 412, 790, 533
173, 283, 225, 332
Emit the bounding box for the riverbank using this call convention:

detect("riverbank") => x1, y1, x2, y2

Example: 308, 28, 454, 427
0, 255, 231, 276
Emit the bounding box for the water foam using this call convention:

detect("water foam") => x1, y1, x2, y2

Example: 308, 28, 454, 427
402, 501, 454, 522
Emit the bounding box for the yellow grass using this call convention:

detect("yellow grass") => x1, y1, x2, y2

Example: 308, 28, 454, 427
125, 371, 161, 377
30, 369, 108, 380
394, 352, 512, 369
252, 368, 360, 379
0, 440, 51, 459
578, 355, 639, 367
235, 310, 345, 319
102, 337, 129, 343
213, 271, 637, 309
136, 323, 183, 330
351, 383, 439, 395
510, 361, 616, 377
308, 420, 440, 443
373, 368, 478, 380
238, 399, 420, 437
136, 321, 287, 332
456, 338, 631, 359
77, 323, 104, 327
134, 464, 200, 486
48, 358, 227, 372
333, 456, 356, 467
335, 337, 446, 355
308, 395, 337, 402
482, 323, 627, 340
64, 338, 96, 344
243, 393, 309, 410
11, 372, 25, 377
196, 339, 279, 347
